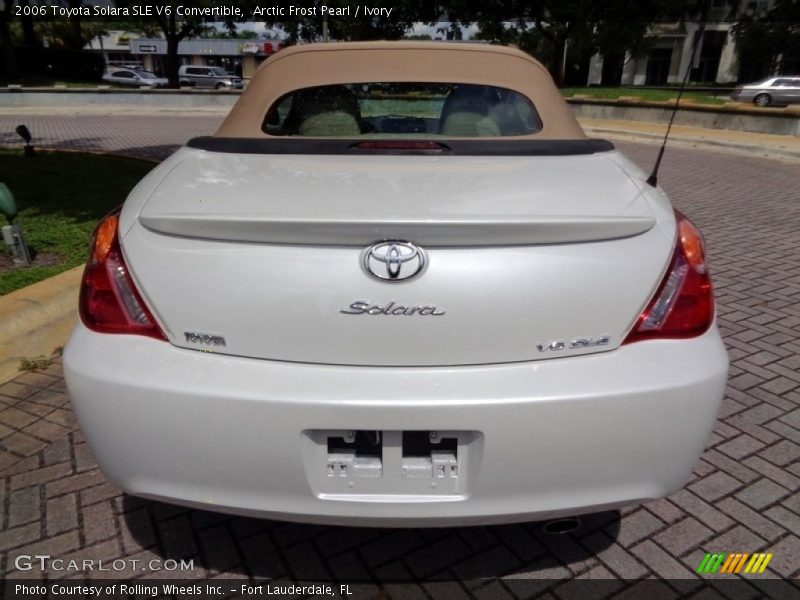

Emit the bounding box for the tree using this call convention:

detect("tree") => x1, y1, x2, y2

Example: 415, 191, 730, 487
1, 0, 112, 82
17, 0, 39, 47
733, 0, 800, 80
155, 12, 208, 87
448, 0, 700, 86
275, 0, 424, 44
206, 28, 259, 39
114, 1, 237, 87
0, 0, 17, 82
31, 1, 106, 50
35, 20, 109, 50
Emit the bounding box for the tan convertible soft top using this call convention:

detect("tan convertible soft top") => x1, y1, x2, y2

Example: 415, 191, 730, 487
215, 42, 586, 140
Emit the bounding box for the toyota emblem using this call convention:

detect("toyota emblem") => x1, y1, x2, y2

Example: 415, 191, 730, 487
363, 241, 426, 282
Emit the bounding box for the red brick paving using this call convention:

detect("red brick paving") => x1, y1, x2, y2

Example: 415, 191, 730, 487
0, 114, 219, 161
1, 115, 799, 596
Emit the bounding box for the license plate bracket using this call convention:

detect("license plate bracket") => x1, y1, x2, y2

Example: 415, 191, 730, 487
302, 429, 481, 498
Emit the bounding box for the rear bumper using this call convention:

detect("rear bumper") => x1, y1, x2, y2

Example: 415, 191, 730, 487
64, 323, 728, 527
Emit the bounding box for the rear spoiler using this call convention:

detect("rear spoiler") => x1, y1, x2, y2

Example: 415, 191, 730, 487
186, 136, 615, 156
139, 214, 654, 247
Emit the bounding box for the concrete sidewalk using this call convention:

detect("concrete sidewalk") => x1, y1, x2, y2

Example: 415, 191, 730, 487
580, 118, 800, 162
0, 267, 81, 384
0, 104, 232, 117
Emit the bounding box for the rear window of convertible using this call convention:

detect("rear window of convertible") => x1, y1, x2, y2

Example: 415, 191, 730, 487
263, 82, 543, 137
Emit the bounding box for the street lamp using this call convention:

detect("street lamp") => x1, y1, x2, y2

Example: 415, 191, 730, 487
15, 124, 35, 157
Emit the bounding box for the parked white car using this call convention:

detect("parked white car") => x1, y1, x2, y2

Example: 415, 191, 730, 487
65, 42, 728, 527
730, 76, 800, 106
101, 68, 168, 88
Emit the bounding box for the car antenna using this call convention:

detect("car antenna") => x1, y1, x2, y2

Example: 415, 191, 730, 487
646, 4, 710, 188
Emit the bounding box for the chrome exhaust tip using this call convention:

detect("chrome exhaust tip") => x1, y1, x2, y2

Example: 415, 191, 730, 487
542, 517, 582, 535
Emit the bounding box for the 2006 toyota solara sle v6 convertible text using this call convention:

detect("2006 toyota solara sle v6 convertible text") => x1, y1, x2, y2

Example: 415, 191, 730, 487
64, 42, 729, 527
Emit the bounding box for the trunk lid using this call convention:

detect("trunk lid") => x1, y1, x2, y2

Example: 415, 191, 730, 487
122, 148, 673, 366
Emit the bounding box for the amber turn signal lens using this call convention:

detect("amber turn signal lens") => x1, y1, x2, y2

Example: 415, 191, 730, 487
678, 215, 707, 273
92, 213, 119, 263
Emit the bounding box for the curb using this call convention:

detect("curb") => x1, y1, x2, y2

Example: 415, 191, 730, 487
29, 146, 161, 164
566, 96, 800, 118
0, 265, 82, 385
582, 126, 800, 162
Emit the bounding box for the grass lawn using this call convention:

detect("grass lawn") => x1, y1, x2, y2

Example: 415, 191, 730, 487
0, 150, 154, 296
561, 87, 728, 105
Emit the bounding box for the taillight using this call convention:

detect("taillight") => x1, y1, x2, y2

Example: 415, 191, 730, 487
351, 141, 448, 152
79, 208, 166, 340
623, 211, 714, 344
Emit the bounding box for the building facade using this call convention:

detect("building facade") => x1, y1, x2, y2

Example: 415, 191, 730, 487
583, 0, 795, 87
587, 21, 741, 87
129, 38, 284, 81
84, 30, 143, 68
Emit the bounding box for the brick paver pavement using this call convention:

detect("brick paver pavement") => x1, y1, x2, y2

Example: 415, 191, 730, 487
1, 115, 799, 597
0, 114, 219, 161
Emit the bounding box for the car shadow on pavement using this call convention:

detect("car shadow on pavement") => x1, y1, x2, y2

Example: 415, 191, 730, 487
115, 144, 182, 161
121, 495, 620, 581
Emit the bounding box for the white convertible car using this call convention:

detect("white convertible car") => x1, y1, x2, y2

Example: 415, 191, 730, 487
64, 42, 728, 527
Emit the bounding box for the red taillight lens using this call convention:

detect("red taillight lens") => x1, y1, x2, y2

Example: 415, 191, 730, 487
351, 141, 448, 152
623, 211, 714, 344
79, 208, 166, 340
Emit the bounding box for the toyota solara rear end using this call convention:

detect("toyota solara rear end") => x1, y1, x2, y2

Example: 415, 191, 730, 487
64, 42, 728, 526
